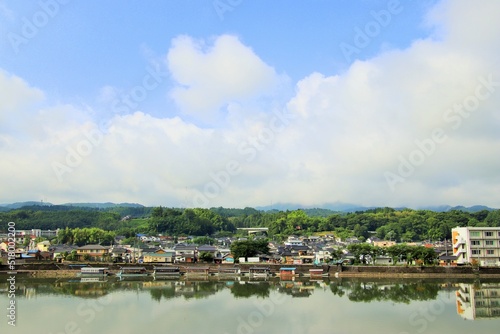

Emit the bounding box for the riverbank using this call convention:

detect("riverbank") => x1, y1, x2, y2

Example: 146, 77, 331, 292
2, 262, 500, 278
335, 265, 500, 278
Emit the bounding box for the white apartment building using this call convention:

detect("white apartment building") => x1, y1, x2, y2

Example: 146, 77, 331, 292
452, 226, 500, 266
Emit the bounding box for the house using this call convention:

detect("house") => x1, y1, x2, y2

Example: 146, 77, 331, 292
27, 249, 53, 261
198, 245, 218, 256
345, 237, 360, 244
439, 254, 458, 266
173, 244, 197, 263
76, 244, 110, 261
140, 246, 161, 254
222, 254, 235, 264
366, 237, 382, 244
341, 252, 356, 264
374, 256, 394, 265
49, 244, 77, 262
289, 245, 312, 256
285, 237, 303, 247
314, 250, 333, 264
143, 251, 175, 263
120, 246, 141, 262
0, 241, 8, 252
36, 240, 51, 252
110, 247, 128, 262
373, 240, 396, 248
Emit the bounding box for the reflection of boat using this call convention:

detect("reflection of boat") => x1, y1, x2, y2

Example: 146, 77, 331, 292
308, 268, 328, 278
78, 267, 109, 277
153, 266, 181, 279
218, 267, 240, 275
279, 267, 297, 277
117, 267, 148, 278
80, 277, 108, 283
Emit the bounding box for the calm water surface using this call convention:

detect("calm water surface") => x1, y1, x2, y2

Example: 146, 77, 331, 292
1, 276, 499, 334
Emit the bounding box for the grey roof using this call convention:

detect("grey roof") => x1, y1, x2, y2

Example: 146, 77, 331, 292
49, 245, 77, 252
198, 245, 217, 251
174, 244, 197, 250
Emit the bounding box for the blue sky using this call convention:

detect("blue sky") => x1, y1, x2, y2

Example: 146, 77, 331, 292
1, 0, 433, 118
1, 0, 499, 208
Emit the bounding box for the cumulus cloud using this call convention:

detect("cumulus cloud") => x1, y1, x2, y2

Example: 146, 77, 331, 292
0, 70, 44, 126
167, 34, 284, 122
1, 0, 499, 208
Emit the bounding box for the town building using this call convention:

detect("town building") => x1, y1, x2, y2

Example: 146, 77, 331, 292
373, 240, 396, 248
76, 244, 110, 261
452, 226, 500, 266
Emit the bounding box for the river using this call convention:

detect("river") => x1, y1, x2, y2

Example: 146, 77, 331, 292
1, 275, 499, 334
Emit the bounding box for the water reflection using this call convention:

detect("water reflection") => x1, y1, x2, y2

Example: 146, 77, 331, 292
2, 275, 500, 322
456, 283, 500, 320
329, 280, 440, 303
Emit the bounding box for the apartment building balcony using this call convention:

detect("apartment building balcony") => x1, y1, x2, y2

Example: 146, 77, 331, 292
453, 238, 466, 249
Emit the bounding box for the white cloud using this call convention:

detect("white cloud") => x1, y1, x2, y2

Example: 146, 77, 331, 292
167, 34, 284, 122
0, 70, 44, 126
1, 0, 499, 208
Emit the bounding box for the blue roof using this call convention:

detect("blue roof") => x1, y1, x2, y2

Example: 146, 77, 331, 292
280, 267, 296, 271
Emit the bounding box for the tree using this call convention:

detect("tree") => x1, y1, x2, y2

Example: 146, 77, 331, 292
66, 250, 78, 261
347, 243, 375, 264
23, 237, 30, 247
198, 252, 214, 263
190, 236, 216, 245
230, 239, 269, 260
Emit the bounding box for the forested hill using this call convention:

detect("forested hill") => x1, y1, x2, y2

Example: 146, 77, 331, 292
0, 204, 499, 242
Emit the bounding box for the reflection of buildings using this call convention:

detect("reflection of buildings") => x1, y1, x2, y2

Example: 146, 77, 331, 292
278, 280, 314, 298
456, 283, 500, 320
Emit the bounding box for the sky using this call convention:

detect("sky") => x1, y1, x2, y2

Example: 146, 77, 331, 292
0, 0, 499, 209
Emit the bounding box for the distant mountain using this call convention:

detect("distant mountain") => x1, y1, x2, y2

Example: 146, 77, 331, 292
0, 201, 53, 210
449, 205, 496, 212
0, 201, 495, 213
0, 201, 144, 211
61, 202, 144, 209
257, 202, 497, 213
417, 205, 496, 212
416, 205, 453, 212
256, 202, 375, 213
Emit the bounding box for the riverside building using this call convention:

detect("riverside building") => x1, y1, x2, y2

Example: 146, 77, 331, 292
452, 227, 500, 266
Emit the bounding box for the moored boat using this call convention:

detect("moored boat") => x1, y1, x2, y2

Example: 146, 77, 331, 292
78, 267, 109, 277
153, 266, 181, 278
